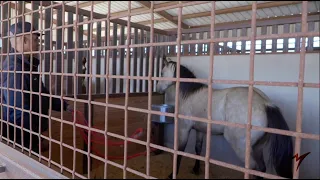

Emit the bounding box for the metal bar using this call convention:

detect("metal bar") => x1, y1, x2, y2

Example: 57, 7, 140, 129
295, 23, 301, 52
190, 33, 196, 55
261, 26, 267, 53
112, 24, 118, 93
119, 25, 125, 93
123, 2, 132, 178
78, 15, 84, 95
145, 31, 150, 92
55, 8, 62, 95
293, 2, 308, 179
103, 2, 111, 178
17, 1, 24, 22
44, 6, 51, 89
244, 2, 257, 179
67, 12, 73, 95
96, 21, 102, 94
205, 2, 215, 178
206, 31, 211, 55
241, 28, 247, 54
307, 21, 315, 51
272, 25, 278, 53
283, 24, 290, 53
133, 28, 138, 92
223, 30, 228, 54
232, 29, 237, 53
139, 29, 145, 92
199, 32, 203, 55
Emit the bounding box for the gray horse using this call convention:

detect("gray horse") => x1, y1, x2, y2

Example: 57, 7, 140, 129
156, 56, 293, 179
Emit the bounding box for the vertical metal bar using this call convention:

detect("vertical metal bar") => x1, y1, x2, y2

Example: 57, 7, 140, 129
205, 1, 215, 179
182, 34, 188, 55
293, 2, 308, 179
119, 25, 125, 93
190, 33, 196, 55
72, 2, 79, 178
103, 2, 111, 179
232, 29, 237, 54
145, 31, 150, 92
261, 26, 267, 53
55, 9, 62, 95
199, 32, 203, 55
139, 29, 145, 92
1, 2, 8, 55
67, 12, 74, 96
78, 14, 84, 95
241, 28, 247, 54
272, 25, 278, 53
283, 24, 290, 53
60, 2, 65, 173
307, 21, 314, 52
295, 23, 301, 53
112, 24, 118, 93
244, 2, 257, 179
146, 2, 154, 178
207, 31, 211, 55
214, 31, 220, 54
44, 6, 51, 89
133, 28, 138, 92
96, 21, 102, 94
17, 1, 23, 22
173, 2, 183, 179
87, 1, 94, 178
223, 30, 228, 54
155, 34, 161, 90
169, 35, 175, 55
123, 1, 132, 178
164, 35, 168, 56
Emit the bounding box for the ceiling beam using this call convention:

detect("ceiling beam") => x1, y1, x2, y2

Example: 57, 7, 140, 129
172, 1, 303, 20
78, 1, 105, 8
139, 1, 303, 26
25, 1, 169, 35
136, 1, 189, 29
166, 13, 320, 34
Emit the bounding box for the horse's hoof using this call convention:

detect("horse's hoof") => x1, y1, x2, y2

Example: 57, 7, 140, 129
167, 173, 173, 179
192, 167, 200, 175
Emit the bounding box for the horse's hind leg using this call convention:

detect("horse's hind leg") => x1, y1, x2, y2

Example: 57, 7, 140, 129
193, 131, 204, 175
168, 127, 191, 179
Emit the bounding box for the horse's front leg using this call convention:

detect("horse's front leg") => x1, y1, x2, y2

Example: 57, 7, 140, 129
168, 121, 192, 179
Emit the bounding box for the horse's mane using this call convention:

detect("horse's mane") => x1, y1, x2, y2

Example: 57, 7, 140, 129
168, 61, 206, 98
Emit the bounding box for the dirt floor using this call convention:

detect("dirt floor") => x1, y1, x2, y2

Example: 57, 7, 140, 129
90, 152, 244, 179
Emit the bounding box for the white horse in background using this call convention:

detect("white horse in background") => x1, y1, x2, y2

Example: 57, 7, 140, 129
156, 56, 293, 179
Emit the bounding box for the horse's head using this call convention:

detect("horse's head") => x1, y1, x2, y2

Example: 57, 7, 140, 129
156, 55, 176, 94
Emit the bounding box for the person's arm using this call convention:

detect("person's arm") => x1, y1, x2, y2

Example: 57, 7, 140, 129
3, 71, 31, 129
40, 83, 68, 112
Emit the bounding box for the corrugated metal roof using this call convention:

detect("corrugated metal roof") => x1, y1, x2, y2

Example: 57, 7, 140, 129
8, 1, 320, 37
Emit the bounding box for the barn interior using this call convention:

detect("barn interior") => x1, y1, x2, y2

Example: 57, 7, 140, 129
0, 1, 319, 179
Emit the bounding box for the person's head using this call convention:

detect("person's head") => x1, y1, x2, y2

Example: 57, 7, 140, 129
9, 22, 42, 54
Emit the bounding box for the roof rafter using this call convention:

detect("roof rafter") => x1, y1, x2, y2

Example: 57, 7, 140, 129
136, 1, 189, 29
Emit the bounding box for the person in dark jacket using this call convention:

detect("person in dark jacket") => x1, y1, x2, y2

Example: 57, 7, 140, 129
0, 21, 72, 153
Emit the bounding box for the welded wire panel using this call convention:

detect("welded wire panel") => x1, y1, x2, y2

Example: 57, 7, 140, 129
0, 1, 319, 180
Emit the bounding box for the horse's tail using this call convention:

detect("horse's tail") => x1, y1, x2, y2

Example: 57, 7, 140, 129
265, 104, 293, 178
